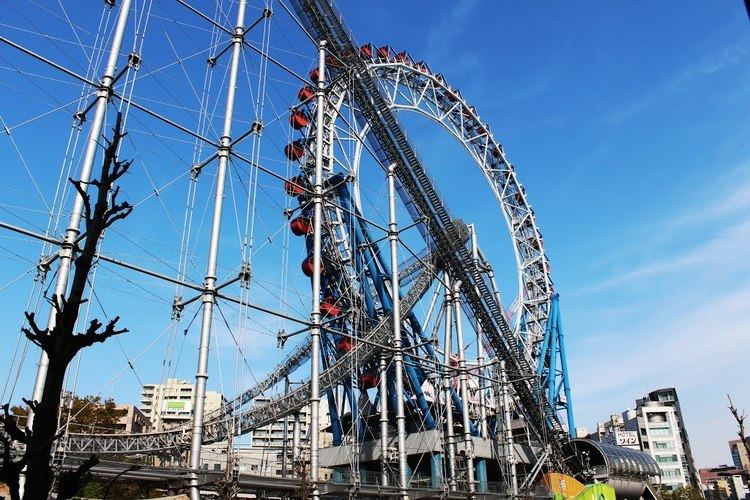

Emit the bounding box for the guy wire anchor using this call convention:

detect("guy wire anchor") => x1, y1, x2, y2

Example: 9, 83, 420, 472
239, 261, 252, 288
171, 295, 183, 320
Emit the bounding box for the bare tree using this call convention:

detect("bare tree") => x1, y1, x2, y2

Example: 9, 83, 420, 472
727, 394, 750, 463
0, 112, 132, 500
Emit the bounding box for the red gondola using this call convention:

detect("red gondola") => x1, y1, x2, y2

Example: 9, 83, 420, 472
377, 45, 390, 60
309, 67, 320, 83
289, 109, 311, 130
297, 85, 315, 102
320, 296, 341, 317
360, 372, 379, 389
284, 140, 305, 161
290, 216, 312, 236
360, 44, 373, 59
301, 256, 323, 277
284, 175, 306, 196
395, 51, 409, 63
336, 338, 353, 353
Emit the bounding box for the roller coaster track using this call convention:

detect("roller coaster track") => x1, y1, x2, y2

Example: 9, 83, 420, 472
290, 0, 576, 473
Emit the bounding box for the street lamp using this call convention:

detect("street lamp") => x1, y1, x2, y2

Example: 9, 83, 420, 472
102, 464, 142, 499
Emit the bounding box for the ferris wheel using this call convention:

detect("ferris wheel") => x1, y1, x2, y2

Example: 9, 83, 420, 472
0, 0, 577, 497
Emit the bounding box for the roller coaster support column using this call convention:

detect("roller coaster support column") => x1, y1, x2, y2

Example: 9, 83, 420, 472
468, 225, 488, 439
308, 40, 327, 500
387, 164, 409, 499
292, 412, 301, 469
500, 360, 518, 496
442, 275, 457, 491
188, 2, 246, 498
379, 352, 389, 486
453, 282, 476, 498
29, 0, 133, 424
477, 327, 488, 438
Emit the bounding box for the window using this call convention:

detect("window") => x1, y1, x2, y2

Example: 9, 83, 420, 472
661, 468, 682, 478
655, 454, 678, 463
650, 427, 670, 436
654, 441, 674, 450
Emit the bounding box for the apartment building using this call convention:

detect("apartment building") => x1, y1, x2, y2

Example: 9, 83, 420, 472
140, 378, 225, 430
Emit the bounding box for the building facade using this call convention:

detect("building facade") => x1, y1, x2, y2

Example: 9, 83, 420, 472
140, 378, 225, 430
700, 465, 749, 500
588, 412, 641, 451
624, 400, 688, 490
730, 438, 750, 475
636, 388, 700, 488
589, 388, 699, 491
114, 404, 151, 433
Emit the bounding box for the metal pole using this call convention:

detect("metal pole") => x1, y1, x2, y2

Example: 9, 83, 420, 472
469, 226, 487, 439
282, 378, 289, 477
500, 360, 518, 496
188, 2, 246, 498
379, 352, 389, 486
292, 412, 301, 470
452, 281, 476, 497
308, 40, 327, 500
28, 0, 133, 422
442, 275, 457, 491
477, 327, 487, 439
387, 164, 409, 499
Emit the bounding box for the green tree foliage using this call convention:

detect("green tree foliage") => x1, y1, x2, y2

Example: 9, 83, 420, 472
65, 395, 128, 432
77, 478, 144, 499
657, 485, 704, 500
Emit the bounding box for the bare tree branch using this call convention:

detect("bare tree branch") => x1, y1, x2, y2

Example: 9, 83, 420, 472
12, 111, 134, 499
728, 394, 750, 462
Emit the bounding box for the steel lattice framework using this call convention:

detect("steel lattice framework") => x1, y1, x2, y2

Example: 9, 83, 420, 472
0, 0, 583, 496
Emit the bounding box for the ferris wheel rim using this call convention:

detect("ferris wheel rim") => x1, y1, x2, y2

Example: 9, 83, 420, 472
306, 56, 554, 359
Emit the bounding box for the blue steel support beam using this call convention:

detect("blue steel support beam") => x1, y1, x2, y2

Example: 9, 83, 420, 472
556, 296, 575, 435
538, 293, 575, 437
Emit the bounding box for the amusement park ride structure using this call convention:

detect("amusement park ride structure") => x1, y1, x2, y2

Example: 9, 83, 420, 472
0, 0, 625, 498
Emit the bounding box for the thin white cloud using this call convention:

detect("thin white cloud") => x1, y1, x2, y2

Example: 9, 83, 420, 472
605, 40, 750, 124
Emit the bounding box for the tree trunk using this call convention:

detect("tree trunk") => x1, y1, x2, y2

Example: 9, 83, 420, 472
23, 359, 67, 500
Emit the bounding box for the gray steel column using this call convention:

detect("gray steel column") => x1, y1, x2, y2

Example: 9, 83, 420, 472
188, 2, 246, 498
292, 412, 301, 469
469, 225, 487, 439
282, 378, 290, 477
308, 40, 327, 500
387, 165, 409, 499
452, 282, 476, 497
379, 352, 389, 486
442, 275, 457, 491
477, 328, 488, 439
500, 360, 518, 496
29, 0, 133, 422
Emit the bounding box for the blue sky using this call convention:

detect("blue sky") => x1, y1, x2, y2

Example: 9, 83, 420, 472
0, 0, 748, 470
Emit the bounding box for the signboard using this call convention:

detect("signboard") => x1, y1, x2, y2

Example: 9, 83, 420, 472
163, 399, 191, 414
614, 430, 639, 448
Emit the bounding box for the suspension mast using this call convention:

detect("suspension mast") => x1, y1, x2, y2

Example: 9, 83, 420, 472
28, 0, 134, 424
188, 1, 247, 498
308, 39, 328, 500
